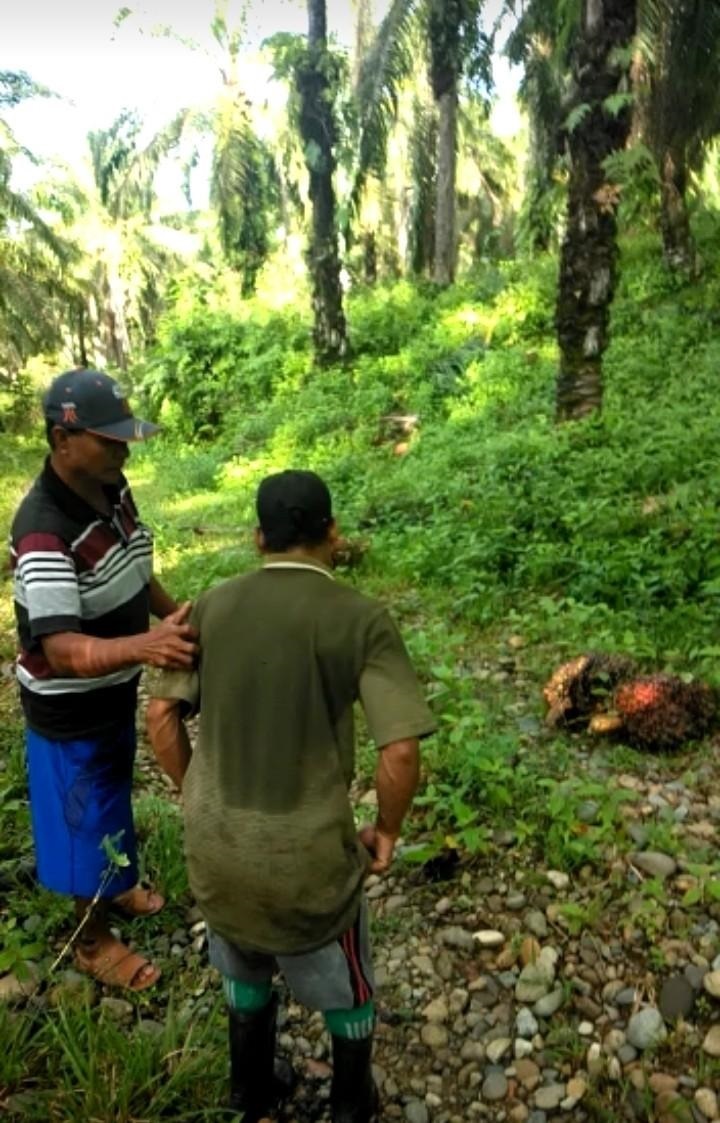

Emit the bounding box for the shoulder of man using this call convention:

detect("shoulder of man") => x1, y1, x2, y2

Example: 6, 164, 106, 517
11, 475, 66, 546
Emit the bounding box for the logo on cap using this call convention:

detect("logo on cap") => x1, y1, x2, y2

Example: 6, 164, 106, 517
62, 402, 79, 424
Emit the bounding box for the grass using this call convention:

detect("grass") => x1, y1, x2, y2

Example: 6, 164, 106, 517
2, 223, 720, 1115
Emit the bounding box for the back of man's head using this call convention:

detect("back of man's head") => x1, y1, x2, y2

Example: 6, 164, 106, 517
256, 470, 333, 552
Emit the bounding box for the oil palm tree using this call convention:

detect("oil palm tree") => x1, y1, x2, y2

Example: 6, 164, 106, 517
352, 0, 490, 284
288, 0, 348, 362
555, 0, 637, 423
505, 0, 572, 252
82, 108, 189, 369
636, 0, 720, 271
0, 71, 77, 380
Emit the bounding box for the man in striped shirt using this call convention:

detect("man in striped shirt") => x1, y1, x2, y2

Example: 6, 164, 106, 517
11, 369, 197, 991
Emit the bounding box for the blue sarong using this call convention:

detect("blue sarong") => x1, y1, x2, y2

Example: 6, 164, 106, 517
25, 723, 138, 899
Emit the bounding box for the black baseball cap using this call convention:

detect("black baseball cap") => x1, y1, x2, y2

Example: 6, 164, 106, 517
43, 369, 160, 442
256, 470, 333, 544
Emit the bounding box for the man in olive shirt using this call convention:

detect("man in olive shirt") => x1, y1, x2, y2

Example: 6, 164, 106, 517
147, 470, 435, 1123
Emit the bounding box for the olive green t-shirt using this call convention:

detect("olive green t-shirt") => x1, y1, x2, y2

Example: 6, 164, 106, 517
149, 555, 435, 954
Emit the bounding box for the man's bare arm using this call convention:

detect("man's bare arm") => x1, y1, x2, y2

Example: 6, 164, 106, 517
42, 603, 197, 677
364, 738, 420, 874
147, 697, 193, 789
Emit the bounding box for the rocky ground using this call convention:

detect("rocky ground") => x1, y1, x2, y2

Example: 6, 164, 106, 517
2, 734, 720, 1122
282, 747, 720, 1123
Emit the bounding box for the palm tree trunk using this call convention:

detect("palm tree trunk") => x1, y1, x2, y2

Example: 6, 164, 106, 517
659, 147, 695, 272
434, 84, 458, 286
299, 0, 348, 363
555, 0, 637, 423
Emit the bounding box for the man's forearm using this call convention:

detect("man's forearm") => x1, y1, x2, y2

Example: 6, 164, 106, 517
149, 575, 178, 619
375, 738, 420, 838
147, 698, 192, 789
42, 632, 143, 678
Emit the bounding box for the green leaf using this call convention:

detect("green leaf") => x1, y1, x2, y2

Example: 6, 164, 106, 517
602, 92, 634, 117
564, 102, 591, 132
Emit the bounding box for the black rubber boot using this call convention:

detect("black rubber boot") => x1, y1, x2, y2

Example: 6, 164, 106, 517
330, 1034, 379, 1123
227, 993, 295, 1121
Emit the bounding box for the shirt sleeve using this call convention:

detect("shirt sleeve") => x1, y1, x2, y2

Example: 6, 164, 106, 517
144, 597, 202, 713
145, 667, 201, 714
359, 609, 437, 749
14, 532, 82, 639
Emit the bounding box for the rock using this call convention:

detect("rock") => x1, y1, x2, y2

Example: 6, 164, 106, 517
99, 996, 134, 1022
516, 1008, 539, 1038
533, 988, 564, 1018
460, 1040, 486, 1063
482, 1071, 508, 1101
702, 1025, 720, 1057
0, 966, 39, 1003
473, 930, 505, 949
515, 1058, 541, 1091
486, 1037, 511, 1064
603, 1029, 626, 1054
627, 1007, 668, 1050
587, 1042, 603, 1078
135, 1019, 165, 1038
516, 952, 556, 1004
405, 1101, 429, 1123
520, 937, 541, 966
566, 1076, 588, 1102
694, 1088, 719, 1120
534, 1084, 565, 1111
686, 964, 708, 991
509, 1106, 530, 1123
441, 926, 475, 952
507, 892, 527, 911
423, 997, 449, 1023
649, 1074, 679, 1095
656, 1091, 693, 1123
630, 851, 677, 880
421, 1023, 448, 1049
525, 911, 549, 939
703, 972, 720, 1000
448, 987, 470, 1016
660, 975, 695, 1022
46, 965, 94, 1010
514, 1038, 534, 1059
546, 871, 570, 891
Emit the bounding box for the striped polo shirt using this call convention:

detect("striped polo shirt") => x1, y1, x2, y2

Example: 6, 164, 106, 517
10, 458, 153, 740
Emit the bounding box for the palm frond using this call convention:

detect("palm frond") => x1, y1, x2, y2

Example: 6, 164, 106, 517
210, 96, 276, 291
348, 0, 423, 223
639, 0, 720, 165
0, 69, 56, 108
111, 109, 192, 220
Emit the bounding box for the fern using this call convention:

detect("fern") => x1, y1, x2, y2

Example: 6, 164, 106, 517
564, 101, 591, 133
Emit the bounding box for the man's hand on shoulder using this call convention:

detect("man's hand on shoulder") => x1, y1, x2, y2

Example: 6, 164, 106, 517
41, 602, 198, 677
137, 602, 198, 669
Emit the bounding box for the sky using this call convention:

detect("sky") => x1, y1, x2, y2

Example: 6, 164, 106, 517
1, 0, 520, 193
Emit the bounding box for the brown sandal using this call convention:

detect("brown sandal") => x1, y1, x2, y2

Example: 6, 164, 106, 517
75, 936, 161, 992
110, 884, 165, 918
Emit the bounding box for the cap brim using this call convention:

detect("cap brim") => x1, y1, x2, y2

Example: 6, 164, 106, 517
85, 418, 161, 442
